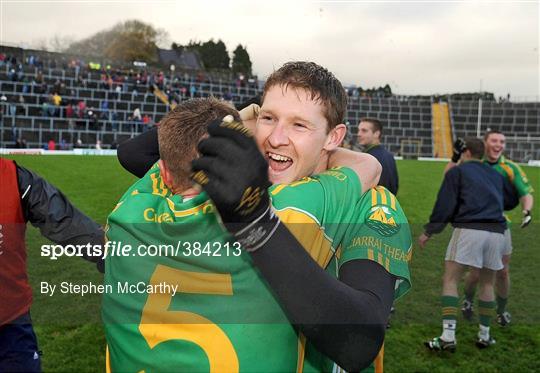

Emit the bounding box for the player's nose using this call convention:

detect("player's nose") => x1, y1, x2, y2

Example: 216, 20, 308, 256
267, 122, 290, 147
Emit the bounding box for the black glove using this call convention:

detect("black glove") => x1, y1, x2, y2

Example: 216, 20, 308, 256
451, 138, 467, 163
191, 117, 279, 251
521, 209, 532, 228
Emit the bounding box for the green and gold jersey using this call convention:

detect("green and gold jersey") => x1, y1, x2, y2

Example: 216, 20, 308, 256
103, 164, 302, 373
270, 168, 412, 373
103, 165, 411, 373
485, 155, 534, 197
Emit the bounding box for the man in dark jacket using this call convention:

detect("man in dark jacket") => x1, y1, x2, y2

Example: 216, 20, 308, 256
0, 158, 104, 372
357, 118, 399, 195
418, 138, 506, 351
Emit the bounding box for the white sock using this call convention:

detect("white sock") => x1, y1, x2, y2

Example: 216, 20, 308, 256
441, 320, 456, 341
479, 324, 490, 340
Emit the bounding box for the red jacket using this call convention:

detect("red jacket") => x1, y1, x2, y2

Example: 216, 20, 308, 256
0, 158, 31, 325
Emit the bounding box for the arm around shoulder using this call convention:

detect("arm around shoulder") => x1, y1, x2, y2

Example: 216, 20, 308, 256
328, 148, 381, 194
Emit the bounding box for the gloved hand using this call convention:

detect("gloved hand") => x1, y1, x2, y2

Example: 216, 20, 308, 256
191, 116, 279, 251
521, 209, 532, 228
451, 138, 467, 163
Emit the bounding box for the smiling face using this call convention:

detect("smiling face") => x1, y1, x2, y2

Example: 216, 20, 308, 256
484, 132, 506, 162
255, 85, 345, 184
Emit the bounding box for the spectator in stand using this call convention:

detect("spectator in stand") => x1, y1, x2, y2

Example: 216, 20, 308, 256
115, 85, 122, 100
142, 114, 152, 132
133, 108, 142, 122
66, 102, 74, 118
180, 85, 187, 99
87, 108, 98, 131
22, 76, 30, 94
41, 99, 49, 118
9, 96, 18, 117
16, 63, 24, 82
77, 100, 86, 118
157, 71, 164, 89
100, 73, 108, 89
189, 84, 196, 98
52, 92, 62, 109
141, 71, 148, 85
107, 75, 114, 90
76, 75, 86, 88
70, 59, 81, 78
15, 138, 27, 149
48, 139, 56, 151
100, 100, 110, 120
8, 67, 16, 82
121, 74, 128, 93
47, 94, 57, 117
34, 71, 43, 85
131, 87, 138, 100
53, 80, 62, 94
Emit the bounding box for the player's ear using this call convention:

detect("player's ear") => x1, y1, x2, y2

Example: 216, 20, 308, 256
159, 160, 174, 188
324, 123, 347, 151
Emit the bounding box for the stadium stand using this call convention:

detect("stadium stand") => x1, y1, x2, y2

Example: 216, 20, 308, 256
450, 99, 540, 162
1, 45, 538, 162
0, 47, 259, 150
346, 96, 434, 158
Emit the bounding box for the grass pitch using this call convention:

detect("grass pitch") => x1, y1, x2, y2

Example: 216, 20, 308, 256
6, 155, 540, 372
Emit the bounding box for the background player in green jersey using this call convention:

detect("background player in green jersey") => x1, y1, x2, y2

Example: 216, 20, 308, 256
446, 130, 534, 326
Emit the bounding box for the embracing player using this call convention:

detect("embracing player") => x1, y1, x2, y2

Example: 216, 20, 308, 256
105, 62, 412, 372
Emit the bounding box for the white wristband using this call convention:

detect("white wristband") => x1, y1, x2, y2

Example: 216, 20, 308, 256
234, 205, 281, 252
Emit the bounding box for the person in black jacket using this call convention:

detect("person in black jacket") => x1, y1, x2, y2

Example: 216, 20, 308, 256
357, 118, 399, 195
0, 158, 104, 372
418, 138, 506, 352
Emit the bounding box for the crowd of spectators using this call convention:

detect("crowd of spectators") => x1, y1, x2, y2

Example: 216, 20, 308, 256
1, 49, 407, 151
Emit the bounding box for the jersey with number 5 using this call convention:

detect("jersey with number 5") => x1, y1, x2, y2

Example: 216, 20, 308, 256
103, 164, 303, 372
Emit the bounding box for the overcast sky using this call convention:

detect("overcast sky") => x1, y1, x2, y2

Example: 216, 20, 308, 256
1, 1, 538, 98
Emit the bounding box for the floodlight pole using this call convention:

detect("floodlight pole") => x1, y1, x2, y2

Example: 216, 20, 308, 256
477, 98, 483, 138
476, 79, 483, 138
